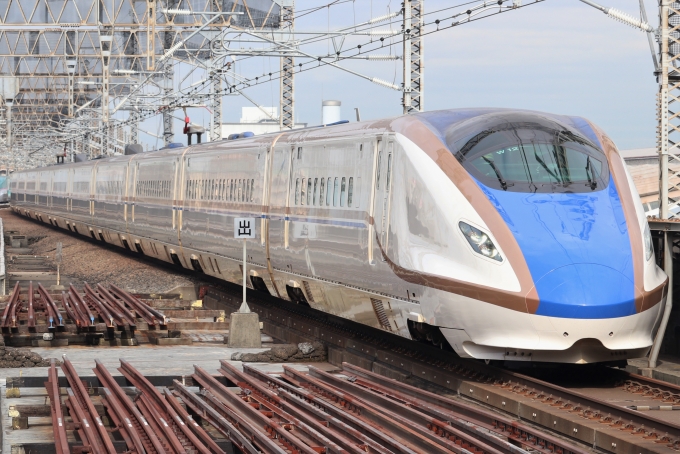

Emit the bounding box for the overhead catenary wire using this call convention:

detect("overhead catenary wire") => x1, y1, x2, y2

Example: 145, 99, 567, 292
56, 0, 546, 149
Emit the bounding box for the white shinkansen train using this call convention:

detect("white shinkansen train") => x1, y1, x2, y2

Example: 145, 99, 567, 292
10, 108, 668, 364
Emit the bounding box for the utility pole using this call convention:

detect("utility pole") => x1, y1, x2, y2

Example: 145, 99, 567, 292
403, 0, 424, 114
280, 0, 295, 130
650, 0, 676, 368
99, 29, 113, 155
210, 57, 222, 141
163, 4, 177, 146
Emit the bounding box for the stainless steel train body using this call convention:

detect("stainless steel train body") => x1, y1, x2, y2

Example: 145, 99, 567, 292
10, 108, 668, 363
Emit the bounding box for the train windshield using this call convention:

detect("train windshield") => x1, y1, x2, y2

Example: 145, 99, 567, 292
447, 114, 609, 193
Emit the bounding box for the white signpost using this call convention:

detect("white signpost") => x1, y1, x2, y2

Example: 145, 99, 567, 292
234, 217, 256, 313
227, 217, 261, 348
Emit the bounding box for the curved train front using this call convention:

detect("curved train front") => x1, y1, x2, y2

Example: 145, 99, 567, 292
394, 109, 667, 363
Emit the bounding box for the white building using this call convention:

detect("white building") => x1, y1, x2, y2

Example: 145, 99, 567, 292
222, 107, 307, 138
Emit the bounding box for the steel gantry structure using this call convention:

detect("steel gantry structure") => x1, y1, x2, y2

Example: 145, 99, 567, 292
0, 0, 547, 170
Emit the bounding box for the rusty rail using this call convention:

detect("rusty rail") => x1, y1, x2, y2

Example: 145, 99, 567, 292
38, 283, 63, 329
93, 359, 165, 454
172, 381, 264, 454
45, 359, 71, 454
340, 362, 589, 454
118, 359, 216, 454
191, 366, 311, 453
96, 284, 137, 327
1, 282, 20, 332
27, 281, 35, 330
284, 364, 497, 454
162, 387, 226, 454
69, 284, 96, 328
84, 283, 121, 328
222, 360, 393, 454
110, 283, 167, 326
61, 356, 116, 454
60, 292, 84, 328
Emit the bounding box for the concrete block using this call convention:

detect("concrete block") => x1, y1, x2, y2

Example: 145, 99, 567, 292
154, 337, 193, 346
227, 312, 262, 348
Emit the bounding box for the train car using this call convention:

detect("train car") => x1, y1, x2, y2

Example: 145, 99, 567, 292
0, 168, 8, 203
9, 108, 668, 364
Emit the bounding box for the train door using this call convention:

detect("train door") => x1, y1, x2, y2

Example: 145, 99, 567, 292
372, 135, 394, 261
267, 142, 295, 284
262, 135, 286, 297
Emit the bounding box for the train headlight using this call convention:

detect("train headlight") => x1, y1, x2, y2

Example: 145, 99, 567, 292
644, 223, 653, 261
459, 221, 503, 262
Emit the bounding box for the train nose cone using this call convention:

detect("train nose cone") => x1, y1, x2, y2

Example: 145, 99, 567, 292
534, 264, 638, 319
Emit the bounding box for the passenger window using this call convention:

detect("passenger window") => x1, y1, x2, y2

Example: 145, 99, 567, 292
307, 179, 312, 205
340, 177, 346, 207
313, 178, 318, 205
319, 178, 325, 206
295, 178, 300, 205
348, 177, 354, 207
326, 178, 332, 205
333, 177, 339, 206
301, 178, 306, 205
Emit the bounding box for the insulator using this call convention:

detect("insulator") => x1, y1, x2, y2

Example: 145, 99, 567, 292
369, 11, 400, 24
606, 8, 654, 32
365, 55, 401, 60
371, 77, 400, 90
164, 8, 193, 15
369, 30, 400, 36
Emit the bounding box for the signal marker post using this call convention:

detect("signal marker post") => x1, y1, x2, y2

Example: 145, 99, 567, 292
226, 218, 262, 348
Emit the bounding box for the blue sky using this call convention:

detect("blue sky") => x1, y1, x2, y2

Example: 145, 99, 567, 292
150, 0, 660, 151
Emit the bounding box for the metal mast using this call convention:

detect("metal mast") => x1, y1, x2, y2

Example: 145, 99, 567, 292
650, 0, 676, 368
279, 0, 295, 130
403, 0, 424, 114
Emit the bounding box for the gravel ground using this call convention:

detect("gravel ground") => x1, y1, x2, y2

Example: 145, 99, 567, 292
1, 208, 209, 293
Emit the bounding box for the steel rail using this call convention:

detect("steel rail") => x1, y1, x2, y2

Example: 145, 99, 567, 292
110, 284, 167, 326
172, 380, 265, 454
27, 281, 35, 330
208, 287, 680, 450
118, 359, 214, 454
191, 366, 311, 453
64, 387, 104, 454
134, 393, 185, 453
241, 364, 395, 454
220, 360, 383, 454
93, 359, 165, 454
61, 356, 116, 453
69, 284, 96, 327
216, 363, 347, 454
282, 365, 497, 454
38, 283, 63, 328
96, 284, 138, 327
162, 387, 226, 454
1, 282, 20, 331
45, 359, 71, 454
84, 283, 122, 328
339, 362, 588, 454
67, 286, 93, 328
60, 292, 84, 328
501, 368, 680, 438
99, 387, 146, 454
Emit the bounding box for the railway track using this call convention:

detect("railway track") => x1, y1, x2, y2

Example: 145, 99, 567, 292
205, 285, 680, 454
